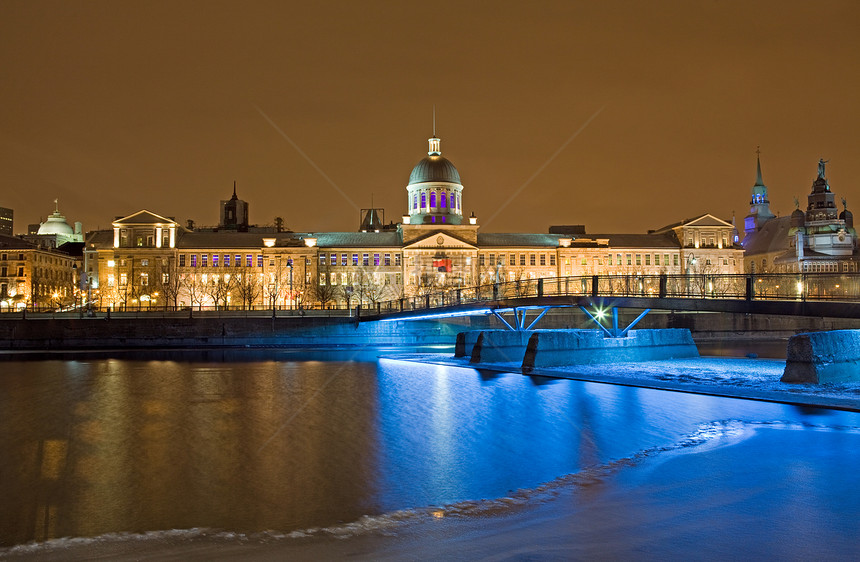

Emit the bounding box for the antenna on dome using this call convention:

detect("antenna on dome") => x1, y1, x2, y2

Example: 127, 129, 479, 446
54, 198, 59, 213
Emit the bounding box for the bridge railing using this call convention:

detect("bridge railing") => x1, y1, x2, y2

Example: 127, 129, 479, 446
365, 272, 860, 316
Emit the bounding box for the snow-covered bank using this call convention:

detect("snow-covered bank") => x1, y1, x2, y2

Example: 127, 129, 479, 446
389, 353, 860, 411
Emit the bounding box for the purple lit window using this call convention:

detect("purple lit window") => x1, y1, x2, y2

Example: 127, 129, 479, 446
441, 193, 447, 208
413, 194, 418, 210
257, 255, 263, 268
432, 216, 436, 223
235, 254, 241, 266
430, 192, 436, 207
201, 255, 208, 267
331, 254, 337, 266
212, 255, 219, 267
224, 254, 230, 267
374, 254, 380, 266
246, 255, 253, 267
191, 255, 197, 267
421, 193, 426, 209
441, 216, 445, 223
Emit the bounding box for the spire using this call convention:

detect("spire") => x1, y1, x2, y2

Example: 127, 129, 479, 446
754, 146, 764, 186
54, 198, 59, 214
231, 180, 238, 200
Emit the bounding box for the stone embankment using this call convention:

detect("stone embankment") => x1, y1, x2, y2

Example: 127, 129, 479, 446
0, 315, 466, 350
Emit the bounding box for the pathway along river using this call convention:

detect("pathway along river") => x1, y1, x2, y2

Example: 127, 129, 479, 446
1, 346, 859, 559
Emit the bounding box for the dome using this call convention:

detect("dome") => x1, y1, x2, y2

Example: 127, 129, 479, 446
408, 154, 461, 185
38, 211, 73, 236
840, 209, 854, 228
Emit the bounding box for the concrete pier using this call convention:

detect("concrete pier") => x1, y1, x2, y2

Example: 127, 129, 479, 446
782, 330, 860, 384
464, 328, 699, 370
522, 329, 698, 372
469, 331, 534, 364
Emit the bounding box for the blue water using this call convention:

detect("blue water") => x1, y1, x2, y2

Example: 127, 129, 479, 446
1, 349, 858, 555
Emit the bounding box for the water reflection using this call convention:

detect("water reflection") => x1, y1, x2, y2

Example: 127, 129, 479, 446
1, 351, 859, 549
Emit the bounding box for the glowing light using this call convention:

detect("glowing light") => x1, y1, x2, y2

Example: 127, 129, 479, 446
263, 238, 276, 248
107, 260, 115, 267
304, 237, 317, 247
796, 281, 804, 293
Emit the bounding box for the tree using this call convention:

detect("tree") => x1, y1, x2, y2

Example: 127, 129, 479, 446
235, 271, 263, 310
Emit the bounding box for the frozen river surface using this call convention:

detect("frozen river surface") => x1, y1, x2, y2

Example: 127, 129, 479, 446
1, 348, 859, 560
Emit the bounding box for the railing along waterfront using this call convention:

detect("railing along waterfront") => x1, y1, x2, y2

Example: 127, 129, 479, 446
360, 273, 860, 317
4, 273, 860, 320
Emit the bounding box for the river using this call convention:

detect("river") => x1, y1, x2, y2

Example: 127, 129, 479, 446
1, 346, 858, 559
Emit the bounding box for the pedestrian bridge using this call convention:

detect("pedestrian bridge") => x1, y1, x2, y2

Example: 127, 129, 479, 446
359, 273, 860, 333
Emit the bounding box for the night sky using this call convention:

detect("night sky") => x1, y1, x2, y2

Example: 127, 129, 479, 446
2, 1, 858, 235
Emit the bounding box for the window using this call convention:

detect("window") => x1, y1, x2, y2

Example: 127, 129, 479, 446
384, 253, 391, 266
212, 255, 219, 267
645, 254, 651, 266
141, 259, 149, 266
162, 273, 169, 284
530, 255, 536, 266
331, 254, 337, 266
330, 272, 338, 285
352, 254, 359, 266
362, 253, 369, 266
320, 253, 326, 265
235, 254, 241, 266
395, 254, 401, 266
120, 273, 128, 285
607, 255, 613, 266
201, 254, 208, 267
179, 255, 186, 267
430, 192, 436, 207
673, 254, 679, 266
257, 255, 263, 268
520, 254, 526, 266
581, 257, 587, 266
374, 253, 380, 266
636, 254, 642, 266
140, 273, 149, 286
17, 266, 24, 277
191, 255, 198, 267
341, 272, 348, 285
441, 192, 447, 208
245, 255, 252, 267
550, 255, 556, 266
107, 274, 115, 287
223, 254, 230, 267
540, 255, 546, 266
664, 254, 669, 266
489, 254, 495, 266
342, 254, 348, 266
319, 273, 326, 285
479, 254, 485, 266
413, 194, 418, 210
626, 254, 632, 266
421, 193, 426, 209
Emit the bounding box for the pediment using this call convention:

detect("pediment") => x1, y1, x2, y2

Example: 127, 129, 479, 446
683, 214, 734, 228
113, 210, 178, 227
403, 231, 477, 250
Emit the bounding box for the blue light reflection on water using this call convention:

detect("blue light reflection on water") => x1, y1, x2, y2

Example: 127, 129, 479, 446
1, 351, 860, 549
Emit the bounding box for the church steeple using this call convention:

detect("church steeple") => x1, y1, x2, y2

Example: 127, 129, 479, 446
744, 147, 776, 236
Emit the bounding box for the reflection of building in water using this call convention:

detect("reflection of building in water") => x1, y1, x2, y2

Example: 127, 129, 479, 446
743, 156, 858, 273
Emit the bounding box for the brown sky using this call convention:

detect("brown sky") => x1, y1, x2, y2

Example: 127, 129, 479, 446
1, 0, 858, 235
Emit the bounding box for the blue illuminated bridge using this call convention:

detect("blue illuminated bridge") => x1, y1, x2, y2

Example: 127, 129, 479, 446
361, 273, 860, 334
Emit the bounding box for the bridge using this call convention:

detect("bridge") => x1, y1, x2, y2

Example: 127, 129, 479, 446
360, 273, 860, 334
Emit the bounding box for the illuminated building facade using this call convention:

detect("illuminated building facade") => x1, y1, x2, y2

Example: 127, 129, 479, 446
743, 158, 858, 273
82, 132, 744, 310
0, 234, 76, 310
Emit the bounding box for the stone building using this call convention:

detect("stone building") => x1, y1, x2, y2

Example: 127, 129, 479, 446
83, 132, 745, 310
743, 157, 858, 273
0, 234, 77, 310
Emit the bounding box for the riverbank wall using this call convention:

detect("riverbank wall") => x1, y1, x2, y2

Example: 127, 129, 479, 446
0, 316, 469, 350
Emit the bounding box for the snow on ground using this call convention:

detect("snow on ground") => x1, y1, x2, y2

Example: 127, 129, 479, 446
394, 353, 860, 411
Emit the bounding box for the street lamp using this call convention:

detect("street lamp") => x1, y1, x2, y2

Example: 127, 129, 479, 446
268, 282, 276, 318
287, 258, 293, 311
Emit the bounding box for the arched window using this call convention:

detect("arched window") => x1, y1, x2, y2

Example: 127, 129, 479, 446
441, 192, 447, 208
413, 194, 418, 210
430, 191, 436, 208
421, 193, 426, 209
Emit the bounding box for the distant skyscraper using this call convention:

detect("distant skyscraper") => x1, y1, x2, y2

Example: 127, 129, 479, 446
0, 207, 12, 235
